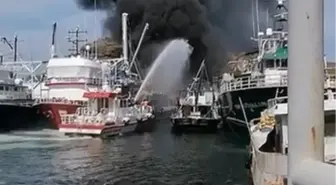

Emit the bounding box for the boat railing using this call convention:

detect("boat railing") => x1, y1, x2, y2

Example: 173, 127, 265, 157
118, 107, 138, 118
0, 91, 31, 98
220, 73, 288, 92
45, 77, 103, 86
61, 107, 108, 125
61, 106, 142, 125
220, 73, 336, 93
267, 97, 288, 109
267, 92, 336, 109
34, 98, 87, 106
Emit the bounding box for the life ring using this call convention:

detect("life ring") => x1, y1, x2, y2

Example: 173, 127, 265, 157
52, 97, 57, 102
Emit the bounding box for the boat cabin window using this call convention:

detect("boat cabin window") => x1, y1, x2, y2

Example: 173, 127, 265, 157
0, 86, 3, 91
4, 86, 9, 91
265, 60, 275, 68
262, 59, 288, 70
182, 106, 192, 116
96, 98, 109, 112
198, 106, 211, 117
119, 99, 129, 108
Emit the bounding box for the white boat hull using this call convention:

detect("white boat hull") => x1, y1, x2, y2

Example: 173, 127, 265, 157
58, 121, 137, 137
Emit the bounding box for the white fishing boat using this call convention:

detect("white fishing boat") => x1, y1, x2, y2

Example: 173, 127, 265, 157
0, 69, 39, 132
33, 13, 150, 131
246, 89, 336, 185
218, 0, 335, 134
171, 60, 222, 132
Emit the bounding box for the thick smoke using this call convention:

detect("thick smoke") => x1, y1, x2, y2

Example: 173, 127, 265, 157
75, 0, 274, 75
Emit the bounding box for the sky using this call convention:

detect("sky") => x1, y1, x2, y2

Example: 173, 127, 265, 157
0, 0, 106, 61
0, 0, 335, 61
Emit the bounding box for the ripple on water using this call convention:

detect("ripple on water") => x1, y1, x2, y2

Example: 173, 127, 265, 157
0, 123, 248, 185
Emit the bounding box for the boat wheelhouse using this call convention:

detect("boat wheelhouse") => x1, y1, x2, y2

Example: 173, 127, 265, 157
171, 61, 222, 132
33, 56, 103, 128
58, 86, 139, 137
218, 0, 335, 135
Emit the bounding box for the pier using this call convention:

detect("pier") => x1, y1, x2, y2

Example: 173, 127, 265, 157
287, 0, 335, 184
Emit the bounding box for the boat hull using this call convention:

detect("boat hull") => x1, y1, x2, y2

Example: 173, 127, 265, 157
34, 103, 82, 129
135, 115, 156, 133
154, 106, 175, 120
59, 122, 138, 137
0, 102, 40, 132
220, 87, 287, 133
170, 117, 221, 133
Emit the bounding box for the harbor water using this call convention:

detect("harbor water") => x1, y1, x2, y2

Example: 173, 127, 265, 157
0, 120, 248, 185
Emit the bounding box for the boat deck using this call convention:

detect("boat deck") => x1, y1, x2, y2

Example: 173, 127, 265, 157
251, 126, 336, 165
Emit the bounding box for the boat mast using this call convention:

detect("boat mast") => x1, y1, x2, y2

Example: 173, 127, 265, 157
194, 64, 204, 111
94, 0, 98, 59
129, 23, 150, 80
0, 36, 21, 62
13, 35, 18, 61
67, 27, 87, 56
255, 0, 260, 43
122, 13, 129, 65
202, 61, 216, 105
251, 0, 256, 37
51, 22, 57, 58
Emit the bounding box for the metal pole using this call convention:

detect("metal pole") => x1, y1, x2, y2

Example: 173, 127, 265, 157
51, 22, 57, 58
75, 27, 79, 55
94, 0, 98, 59
130, 23, 149, 70
287, 0, 326, 184
255, 0, 260, 35
251, 0, 256, 37
122, 13, 129, 64
14, 35, 17, 61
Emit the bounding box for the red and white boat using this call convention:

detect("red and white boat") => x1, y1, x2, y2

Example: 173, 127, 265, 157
33, 12, 145, 130
33, 56, 103, 129
58, 86, 138, 137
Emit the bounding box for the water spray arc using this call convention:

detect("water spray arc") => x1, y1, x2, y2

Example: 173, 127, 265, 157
134, 39, 193, 102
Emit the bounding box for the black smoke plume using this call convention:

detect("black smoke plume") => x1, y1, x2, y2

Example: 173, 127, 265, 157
75, 0, 275, 74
